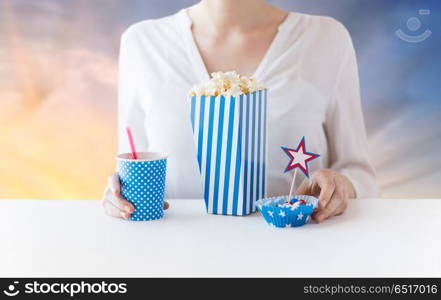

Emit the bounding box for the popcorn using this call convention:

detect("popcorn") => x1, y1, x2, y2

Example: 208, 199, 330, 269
188, 71, 265, 97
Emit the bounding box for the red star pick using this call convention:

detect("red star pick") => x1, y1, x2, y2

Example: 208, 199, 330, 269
281, 137, 320, 178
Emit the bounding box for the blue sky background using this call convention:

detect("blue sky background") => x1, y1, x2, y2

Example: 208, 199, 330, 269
0, 0, 440, 198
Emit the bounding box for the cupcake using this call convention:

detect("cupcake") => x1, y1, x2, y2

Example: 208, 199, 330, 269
256, 195, 318, 228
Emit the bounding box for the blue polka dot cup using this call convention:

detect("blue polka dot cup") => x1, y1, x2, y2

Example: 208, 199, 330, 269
116, 152, 167, 221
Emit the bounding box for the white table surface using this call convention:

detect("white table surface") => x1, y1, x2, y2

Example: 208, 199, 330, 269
0, 198, 440, 277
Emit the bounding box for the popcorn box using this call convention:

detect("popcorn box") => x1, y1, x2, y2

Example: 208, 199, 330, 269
190, 89, 268, 215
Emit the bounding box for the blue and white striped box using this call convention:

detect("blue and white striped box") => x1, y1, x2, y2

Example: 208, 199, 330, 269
190, 89, 268, 216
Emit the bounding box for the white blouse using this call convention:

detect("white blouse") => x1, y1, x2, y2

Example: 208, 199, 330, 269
118, 9, 379, 199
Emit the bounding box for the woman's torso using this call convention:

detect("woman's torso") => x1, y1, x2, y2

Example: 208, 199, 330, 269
121, 9, 351, 198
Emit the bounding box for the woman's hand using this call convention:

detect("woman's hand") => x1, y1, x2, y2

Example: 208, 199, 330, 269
296, 169, 355, 223
102, 173, 169, 219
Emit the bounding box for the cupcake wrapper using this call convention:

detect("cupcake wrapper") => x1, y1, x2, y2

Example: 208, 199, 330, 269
256, 195, 318, 228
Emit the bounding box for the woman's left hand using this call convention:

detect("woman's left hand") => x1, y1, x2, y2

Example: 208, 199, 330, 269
296, 169, 356, 223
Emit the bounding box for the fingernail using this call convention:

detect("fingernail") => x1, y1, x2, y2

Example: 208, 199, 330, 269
120, 211, 129, 219
125, 206, 132, 213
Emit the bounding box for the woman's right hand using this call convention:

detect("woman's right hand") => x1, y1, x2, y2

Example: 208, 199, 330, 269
102, 173, 169, 219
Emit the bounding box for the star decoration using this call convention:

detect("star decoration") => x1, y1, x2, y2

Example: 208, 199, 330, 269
281, 137, 320, 178
279, 211, 286, 217
268, 211, 273, 217
297, 212, 304, 220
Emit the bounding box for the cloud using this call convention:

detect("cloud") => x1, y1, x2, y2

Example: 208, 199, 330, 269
0, 42, 118, 199
0, 0, 121, 199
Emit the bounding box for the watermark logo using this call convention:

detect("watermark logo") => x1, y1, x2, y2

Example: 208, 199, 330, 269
2, 281, 127, 297
3, 281, 20, 297
396, 9, 432, 43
